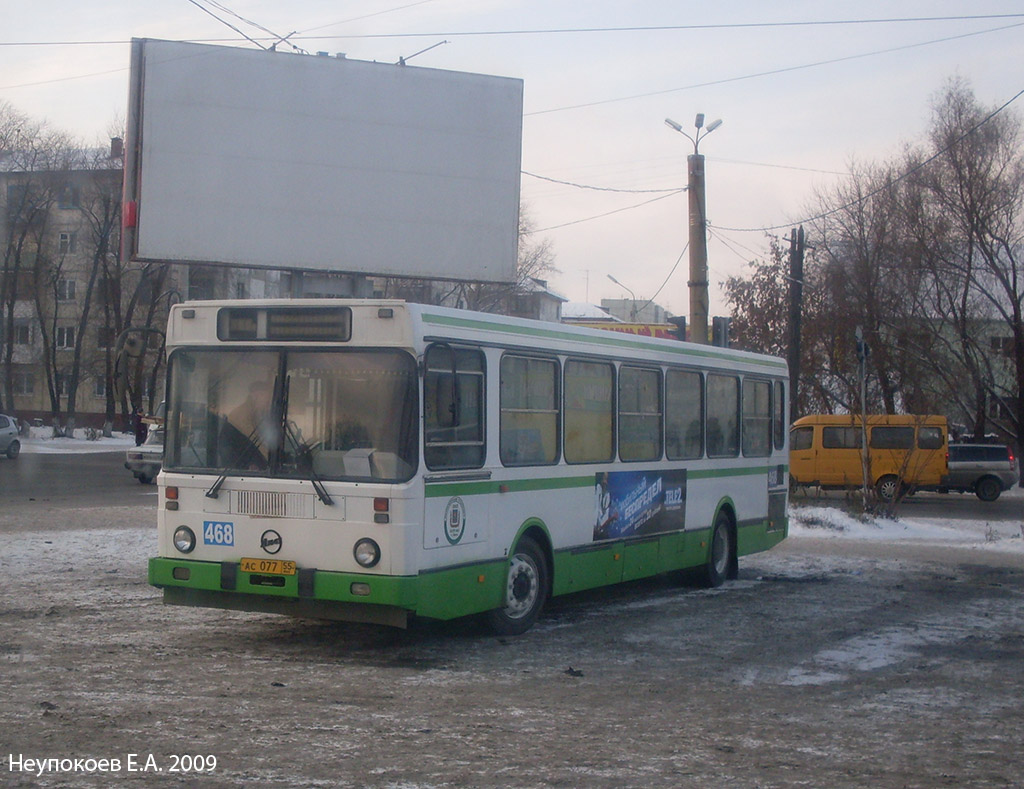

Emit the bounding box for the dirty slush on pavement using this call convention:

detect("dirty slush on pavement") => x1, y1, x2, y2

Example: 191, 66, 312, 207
1, 508, 1022, 787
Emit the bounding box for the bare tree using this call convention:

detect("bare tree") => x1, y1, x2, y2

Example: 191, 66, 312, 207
0, 108, 76, 417
60, 148, 123, 435
723, 235, 790, 357
379, 202, 557, 313
917, 80, 1024, 448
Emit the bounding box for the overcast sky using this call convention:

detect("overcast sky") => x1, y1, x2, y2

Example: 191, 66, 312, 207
3, 1, 1022, 316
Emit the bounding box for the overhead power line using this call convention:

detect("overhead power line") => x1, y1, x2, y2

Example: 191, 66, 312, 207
535, 191, 683, 233
1, 18, 1018, 102
183, 0, 267, 50
3, 13, 1024, 47
522, 171, 685, 194
711, 86, 1024, 234
298, 1, 438, 35
526, 22, 1024, 116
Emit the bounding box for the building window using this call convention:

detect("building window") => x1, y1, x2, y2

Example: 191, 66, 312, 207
58, 232, 76, 255
57, 278, 76, 301
57, 184, 80, 209
14, 322, 31, 345
990, 336, 1014, 358
56, 326, 75, 349
13, 372, 34, 395
94, 376, 107, 398
988, 400, 1011, 420
188, 267, 216, 300
6, 183, 28, 219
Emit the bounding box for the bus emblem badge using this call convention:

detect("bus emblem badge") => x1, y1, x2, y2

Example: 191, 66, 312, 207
260, 529, 283, 555
444, 497, 466, 545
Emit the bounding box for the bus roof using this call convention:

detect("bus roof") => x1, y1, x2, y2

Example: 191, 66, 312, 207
166, 299, 788, 374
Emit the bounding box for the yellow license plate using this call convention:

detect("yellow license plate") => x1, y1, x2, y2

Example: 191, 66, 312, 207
240, 558, 297, 576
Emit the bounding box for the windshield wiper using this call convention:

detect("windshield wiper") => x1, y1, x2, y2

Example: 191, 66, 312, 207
280, 375, 333, 506
205, 424, 264, 499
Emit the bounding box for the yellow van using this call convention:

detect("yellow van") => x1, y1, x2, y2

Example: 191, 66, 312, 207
790, 414, 948, 499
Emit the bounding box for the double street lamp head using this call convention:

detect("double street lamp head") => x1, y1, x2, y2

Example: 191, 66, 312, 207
665, 114, 723, 153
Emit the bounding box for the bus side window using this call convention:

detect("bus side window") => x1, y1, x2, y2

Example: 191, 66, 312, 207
742, 378, 771, 458
773, 380, 786, 450
790, 426, 814, 451
618, 366, 662, 462
917, 426, 943, 450
500, 355, 559, 466
564, 359, 614, 463
706, 374, 739, 457
424, 345, 485, 470
870, 426, 913, 449
666, 369, 703, 460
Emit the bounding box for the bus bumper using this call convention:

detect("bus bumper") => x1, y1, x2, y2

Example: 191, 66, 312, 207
148, 556, 504, 627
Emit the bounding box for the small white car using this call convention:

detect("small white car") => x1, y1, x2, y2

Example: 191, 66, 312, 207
0, 413, 19, 459
125, 427, 164, 484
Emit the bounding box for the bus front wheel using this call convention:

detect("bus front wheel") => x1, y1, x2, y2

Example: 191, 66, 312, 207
703, 512, 733, 588
486, 537, 548, 636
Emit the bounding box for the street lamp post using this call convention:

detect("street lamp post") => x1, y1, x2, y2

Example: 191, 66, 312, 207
665, 113, 722, 345
607, 274, 638, 321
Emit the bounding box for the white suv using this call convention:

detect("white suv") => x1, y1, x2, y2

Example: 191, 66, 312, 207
0, 413, 20, 459
944, 444, 1018, 501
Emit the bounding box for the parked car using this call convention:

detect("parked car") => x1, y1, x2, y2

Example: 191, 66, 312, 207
125, 426, 164, 484
0, 413, 19, 459
942, 443, 1018, 501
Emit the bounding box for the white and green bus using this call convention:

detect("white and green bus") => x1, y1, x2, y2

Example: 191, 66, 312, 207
149, 299, 789, 634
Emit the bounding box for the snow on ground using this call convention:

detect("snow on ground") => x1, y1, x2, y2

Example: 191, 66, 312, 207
789, 492, 1024, 554
16, 424, 135, 454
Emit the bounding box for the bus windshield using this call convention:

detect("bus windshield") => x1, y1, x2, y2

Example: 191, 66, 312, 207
164, 348, 418, 482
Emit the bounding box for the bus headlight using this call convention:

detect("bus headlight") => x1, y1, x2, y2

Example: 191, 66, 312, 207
353, 538, 381, 568
173, 526, 196, 554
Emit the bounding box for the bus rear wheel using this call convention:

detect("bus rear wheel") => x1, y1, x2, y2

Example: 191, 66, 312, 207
486, 536, 548, 636
702, 512, 733, 588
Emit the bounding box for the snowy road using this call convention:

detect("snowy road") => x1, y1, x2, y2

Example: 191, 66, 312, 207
1, 519, 1021, 786
1, 445, 1022, 786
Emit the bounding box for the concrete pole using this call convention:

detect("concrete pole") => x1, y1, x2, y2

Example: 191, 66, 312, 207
687, 153, 709, 344
787, 226, 805, 423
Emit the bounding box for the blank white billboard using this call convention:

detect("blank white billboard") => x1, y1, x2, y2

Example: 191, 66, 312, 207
124, 39, 522, 282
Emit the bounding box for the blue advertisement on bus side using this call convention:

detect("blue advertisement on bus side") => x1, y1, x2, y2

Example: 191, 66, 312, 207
593, 469, 687, 541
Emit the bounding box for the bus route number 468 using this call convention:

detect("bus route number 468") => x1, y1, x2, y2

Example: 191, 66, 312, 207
203, 521, 234, 546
